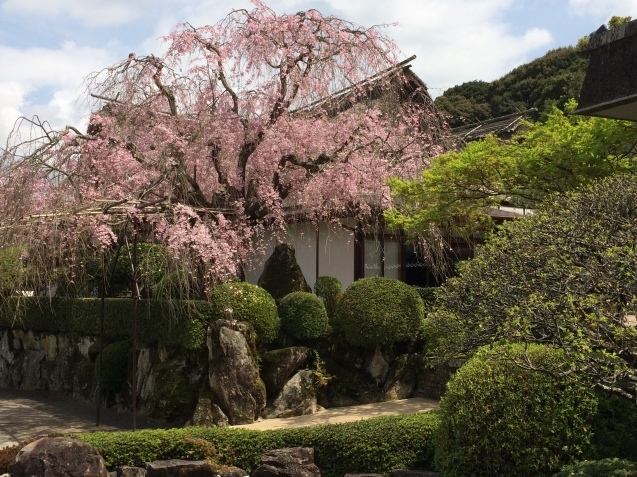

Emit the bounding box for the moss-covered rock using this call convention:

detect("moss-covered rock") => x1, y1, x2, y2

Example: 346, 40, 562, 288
260, 347, 311, 398
258, 244, 311, 302
207, 320, 266, 425
148, 358, 199, 424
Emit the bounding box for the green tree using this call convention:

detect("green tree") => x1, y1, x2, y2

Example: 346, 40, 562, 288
435, 46, 588, 124
387, 101, 637, 241
426, 174, 637, 399
434, 81, 491, 127
608, 15, 632, 30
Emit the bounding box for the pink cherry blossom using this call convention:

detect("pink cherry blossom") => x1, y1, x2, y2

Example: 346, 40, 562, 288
0, 2, 450, 293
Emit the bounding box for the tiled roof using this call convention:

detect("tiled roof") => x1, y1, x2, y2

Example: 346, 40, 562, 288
451, 109, 537, 144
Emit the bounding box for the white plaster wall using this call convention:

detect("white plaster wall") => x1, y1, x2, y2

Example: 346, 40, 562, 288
244, 221, 318, 288
244, 220, 355, 291
317, 221, 355, 290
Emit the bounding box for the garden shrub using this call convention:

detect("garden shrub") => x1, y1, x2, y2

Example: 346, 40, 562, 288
313, 276, 341, 322
412, 286, 437, 309
336, 277, 424, 347
278, 292, 328, 341
74, 411, 440, 476
434, 343, 601, 477
589, 392, 637, 461
96, 340, 130, 395
107, 243, 170, 297
209, 282, 279, 344
0, 297, 210, 350
555, 458, 637, 477
0, 246, 28, 296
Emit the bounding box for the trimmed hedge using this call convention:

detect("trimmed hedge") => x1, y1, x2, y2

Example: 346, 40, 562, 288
209, 282, 279, 344
336, 277, 424, 347
74, 412, 440, 476
555, 458, 637, 477
435, 344, 602, 477
314, 276, 341, 322
279, 292, 329, 340
0, 297, 210, 350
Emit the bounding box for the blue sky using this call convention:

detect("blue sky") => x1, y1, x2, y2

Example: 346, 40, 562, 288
0, 0, 635, 143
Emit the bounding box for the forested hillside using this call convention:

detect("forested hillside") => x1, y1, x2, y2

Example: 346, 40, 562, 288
435, 46, 588, 127
435, 16, 632, 128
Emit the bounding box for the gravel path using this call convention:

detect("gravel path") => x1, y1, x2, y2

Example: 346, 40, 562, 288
0, 390, 439, 449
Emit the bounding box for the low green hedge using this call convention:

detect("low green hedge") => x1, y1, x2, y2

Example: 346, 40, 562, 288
0, 297, 211, 350
555, 458, 637, 477
74, 412, 440, 476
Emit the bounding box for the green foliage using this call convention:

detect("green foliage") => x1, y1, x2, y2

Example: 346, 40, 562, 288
426, 175, 637, 397
209, 282, 279, 344
73, 412, 440, 476
434, 80, 492, 127
0, 297, 210, 350
412, 286, 437, 309
278, 292, 329, 341
387, 103, 637, 241
107, 243, 171, 298
435, 46, 588, 126
96, 341, 130, 395
608, 16, 632, 30
589, 393, 637, 461
336, 277, 424, 348
0, 247, 27, 296
555, 458, 637, 477
313, 276, 341, 322
435, 344, 600, 477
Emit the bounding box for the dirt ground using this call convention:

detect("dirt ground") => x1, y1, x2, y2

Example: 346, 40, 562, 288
0, 390, 439, 449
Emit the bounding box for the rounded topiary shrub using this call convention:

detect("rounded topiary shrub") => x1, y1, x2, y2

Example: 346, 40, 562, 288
314, 276, 341, 321
209, 282, 279, 344
435, 343, 600, 477
336, 277, 424, 347
96, 340, 130, 395
278, 291, 329, 340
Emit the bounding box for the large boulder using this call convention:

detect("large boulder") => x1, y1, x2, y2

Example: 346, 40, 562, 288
191, 388, 227, 427
13, 437, 108, 477
208, 320, 266, 425
366, 346, 389, 385
260, 347, 311, 398
116, 467, 148, 477
265, 369, 323, 419
145, 460, 215, 477
251, 448, 321, 477
257, 244, 311, 302
382, 354, 418, 401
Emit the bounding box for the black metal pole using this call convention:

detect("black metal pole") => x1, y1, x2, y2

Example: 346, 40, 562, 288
96, 254, 106, 426
131, 230, 138, 431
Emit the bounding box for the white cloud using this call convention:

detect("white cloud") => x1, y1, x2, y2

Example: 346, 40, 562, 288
304, 0, 552, 93
1, 0, 146, 27
0, 42, 116, 142
0, 81, 27, 146
569, 0, 637, 19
